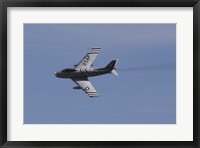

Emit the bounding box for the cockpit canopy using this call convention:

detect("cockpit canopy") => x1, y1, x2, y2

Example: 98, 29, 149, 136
61, 68, 76, 72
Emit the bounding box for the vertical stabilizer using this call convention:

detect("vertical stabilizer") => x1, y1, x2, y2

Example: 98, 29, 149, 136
105, 59, 119, 76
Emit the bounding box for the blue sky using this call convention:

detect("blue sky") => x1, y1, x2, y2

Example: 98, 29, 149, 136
24, 24, 176, 124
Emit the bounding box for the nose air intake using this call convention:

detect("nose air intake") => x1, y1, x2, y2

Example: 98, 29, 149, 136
55, 71, 60, 77
54, 72, 57, 76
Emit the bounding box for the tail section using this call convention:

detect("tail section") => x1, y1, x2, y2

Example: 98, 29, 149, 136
111, 69, 118, 76
105, 60, 118, 76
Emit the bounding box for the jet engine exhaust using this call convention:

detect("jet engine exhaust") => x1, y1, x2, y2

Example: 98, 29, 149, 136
118, 63, 175, 72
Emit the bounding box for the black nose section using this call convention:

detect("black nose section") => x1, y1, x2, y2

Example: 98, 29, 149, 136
54, 72, 59, 77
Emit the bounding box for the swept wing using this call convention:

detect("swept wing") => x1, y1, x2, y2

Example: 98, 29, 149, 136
72, 78, 99, 97
74, 48, 100, 70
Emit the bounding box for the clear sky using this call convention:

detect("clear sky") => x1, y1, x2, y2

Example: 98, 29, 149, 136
24, 24, 176, 124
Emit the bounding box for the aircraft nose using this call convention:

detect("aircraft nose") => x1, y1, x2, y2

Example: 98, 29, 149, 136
54, 72, 58, 77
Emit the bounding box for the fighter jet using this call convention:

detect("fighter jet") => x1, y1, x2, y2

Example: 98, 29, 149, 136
55, 48, 118, 97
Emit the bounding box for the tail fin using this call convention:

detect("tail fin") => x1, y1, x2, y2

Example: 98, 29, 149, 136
105, 60, 118, 76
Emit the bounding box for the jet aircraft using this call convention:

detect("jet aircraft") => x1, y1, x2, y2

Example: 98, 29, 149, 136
55, 48, 118, 97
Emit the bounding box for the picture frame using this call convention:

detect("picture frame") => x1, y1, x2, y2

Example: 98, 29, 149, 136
0, 0, 199, 147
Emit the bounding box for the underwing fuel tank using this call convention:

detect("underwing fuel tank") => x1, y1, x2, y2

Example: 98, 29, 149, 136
73, 86, 81, 89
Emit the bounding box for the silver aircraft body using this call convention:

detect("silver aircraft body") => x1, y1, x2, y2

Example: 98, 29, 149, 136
55, 48, 118, 97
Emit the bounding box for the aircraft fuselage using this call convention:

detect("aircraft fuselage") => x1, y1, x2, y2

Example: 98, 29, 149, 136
55, 68, 110, 78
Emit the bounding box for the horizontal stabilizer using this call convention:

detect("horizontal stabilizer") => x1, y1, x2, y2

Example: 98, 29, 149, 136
111, 69, 118, 76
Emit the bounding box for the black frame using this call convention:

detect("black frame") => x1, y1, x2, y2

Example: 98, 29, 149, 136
0, 0, 199, 147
